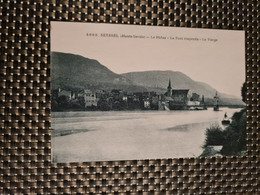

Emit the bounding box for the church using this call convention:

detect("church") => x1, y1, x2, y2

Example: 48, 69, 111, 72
165, 79, 190, 110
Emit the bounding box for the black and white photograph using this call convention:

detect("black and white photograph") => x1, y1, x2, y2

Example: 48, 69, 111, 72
51, 22, 246, 163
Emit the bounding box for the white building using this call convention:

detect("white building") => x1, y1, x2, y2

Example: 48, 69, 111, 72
84, 89, 97, 107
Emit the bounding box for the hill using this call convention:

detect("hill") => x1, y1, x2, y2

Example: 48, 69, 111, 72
51, 52, 146, 92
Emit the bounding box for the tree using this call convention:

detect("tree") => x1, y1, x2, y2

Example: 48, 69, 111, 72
97, 99, 112, 111
241, 82, 246, 103
57, 95, 70, 109
51, 100, 59, 111
221, 109, 246, 155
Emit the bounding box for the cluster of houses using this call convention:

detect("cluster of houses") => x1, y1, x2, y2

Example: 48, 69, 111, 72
51, 80, 206, 111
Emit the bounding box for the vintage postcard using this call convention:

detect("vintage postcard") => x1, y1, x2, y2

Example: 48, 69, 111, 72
51, 22, 245, 163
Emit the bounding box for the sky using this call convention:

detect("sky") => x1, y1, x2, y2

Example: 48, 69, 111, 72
51, 21, 245, 97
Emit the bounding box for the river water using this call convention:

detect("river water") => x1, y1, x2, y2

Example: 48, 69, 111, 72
51, 107, 242, 163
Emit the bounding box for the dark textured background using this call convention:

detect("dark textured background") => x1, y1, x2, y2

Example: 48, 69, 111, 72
0, 0, 259, 194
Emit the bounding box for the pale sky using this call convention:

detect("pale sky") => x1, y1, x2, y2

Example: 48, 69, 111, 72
51, 21, 245, 97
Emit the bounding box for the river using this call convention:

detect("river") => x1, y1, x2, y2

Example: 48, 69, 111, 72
51, 107, 242, 163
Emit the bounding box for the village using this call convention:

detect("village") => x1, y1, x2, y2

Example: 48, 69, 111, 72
51, 80, 208, 111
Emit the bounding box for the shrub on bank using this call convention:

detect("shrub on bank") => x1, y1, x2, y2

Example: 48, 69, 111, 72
203, 124, 224, 148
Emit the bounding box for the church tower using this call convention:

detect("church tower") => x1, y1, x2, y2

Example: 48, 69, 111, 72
167, 79, 172, 96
